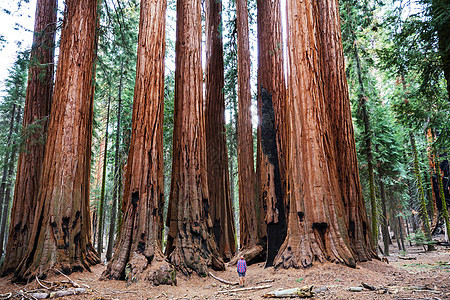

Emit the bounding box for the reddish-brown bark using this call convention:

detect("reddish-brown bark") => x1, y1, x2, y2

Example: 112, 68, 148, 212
274, 0, 355, 269
205, 0, 236, 262
256, 0, 287, 267
101, 0, 173, 284
165, 0, 224, 276
2, 0, 57, 276
317, 0, 374, 261
14, 0, 100, 280
234, 0, 263, 263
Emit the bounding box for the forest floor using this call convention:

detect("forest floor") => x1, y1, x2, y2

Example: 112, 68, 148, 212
0, 242, 449, 299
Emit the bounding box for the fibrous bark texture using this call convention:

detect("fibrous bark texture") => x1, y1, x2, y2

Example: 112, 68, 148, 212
14, 0, 100, 280
274, 0, 356, 269
256, 0, 287, 267
317, 0, 374, 261
165, 0, 224, 276
102, 0, 174, 284
235, 0, 262, 263
2, 0, 57, 276
205, 0, 236, 262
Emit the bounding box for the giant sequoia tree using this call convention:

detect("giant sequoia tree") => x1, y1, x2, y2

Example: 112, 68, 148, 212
256, 0, 287, 267
2, 0, 57, 275
165, 0, 224, 276
274, 0, 366, 269
101, 0, 174, 284
14, 0, 100, 280
235, 0, 263, 262
317, 0, 374, 260
205, 0, 236, 262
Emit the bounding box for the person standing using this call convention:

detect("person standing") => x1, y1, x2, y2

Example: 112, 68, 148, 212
237, 255, 247, 287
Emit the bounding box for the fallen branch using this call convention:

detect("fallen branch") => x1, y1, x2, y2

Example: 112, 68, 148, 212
263, 286, 314, 298
217, 284, 272, 294
0, 293, 12, 300
104, 288, 138, 294
256, 279, 275, 285
35, 277, 51, 291
398, 256, 416, 260
51, 268, 80, 288
209, 272, 238, 286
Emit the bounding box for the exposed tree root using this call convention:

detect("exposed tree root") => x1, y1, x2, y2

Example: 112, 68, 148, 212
228, 245, 265, 266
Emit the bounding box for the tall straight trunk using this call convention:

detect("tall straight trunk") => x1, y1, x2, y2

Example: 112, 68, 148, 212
0, 105, 16, 229
102, 0, 173, 283
409, 132, 434, 250
354, 46, 377, 247
235, 0, 262, 261
106, 60, 123, 261
319, 0, 374, 260
205, 0, 236, 262
14, 0, 100, 280
165, 0, 224, 276
2, 0, 57, 275
0, 107, 22, 256
96, 96, 111, 257
256, 0, 287, 267
379, 171, 389, 256
398, 216, 406, 251
434, 153, 450, 242
275, 0, 355, 269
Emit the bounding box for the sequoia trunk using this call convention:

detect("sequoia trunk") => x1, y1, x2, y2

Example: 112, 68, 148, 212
165, 0, 225, 276
256, 0, 287, 267
317, 0, 374, 260
2, 0, 57, 275
205, 0, 236, 262
274, 0, 355, 269
234, 0, 263, 262
102, 0, 173, 283
14, 0, 100, 280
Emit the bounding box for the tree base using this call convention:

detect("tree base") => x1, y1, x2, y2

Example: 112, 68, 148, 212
102, 252, 175, 285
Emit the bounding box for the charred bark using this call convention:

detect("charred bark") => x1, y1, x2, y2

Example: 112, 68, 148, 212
318, 0, 374, 261
14, 0, 100, 280
2, 0, 57, 276
274, 0, 356, 269
102, 0, 174, 284
256, 0, 287, 268
165, 0, 224, 276
205, 0, 236, 262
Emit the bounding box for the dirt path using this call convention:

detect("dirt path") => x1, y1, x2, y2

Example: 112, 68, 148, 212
0, 244, 448, 299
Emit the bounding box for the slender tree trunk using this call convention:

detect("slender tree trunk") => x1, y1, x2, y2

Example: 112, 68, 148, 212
398, 216, 406, 251
318, 0, 374, 261
378, 171, 389, 256
102, 0, 173, 283
205, 0, 236, 262
14, 0, 100, 280
2, 0, 57, 275
97, 99, 110, 258
256, 0, 287, 267
434, 153, 450, 242
106, 60, 123, 262
165, 0, 224, 276
234, 0, 262, 262
0, 105, 16, 231
0, 107, 22, 256
409, 132, 434, 251
274, 0, 355, 269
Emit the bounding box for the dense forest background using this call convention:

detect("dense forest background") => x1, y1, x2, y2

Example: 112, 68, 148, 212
0, 0, 448, 279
